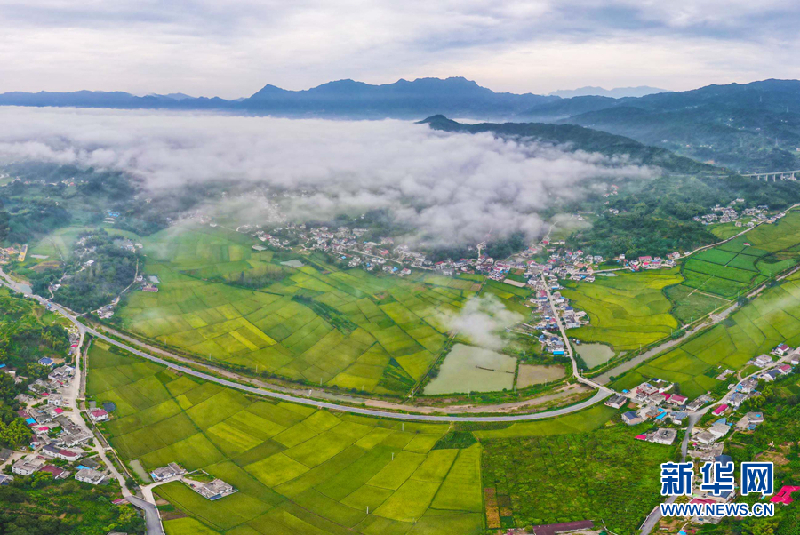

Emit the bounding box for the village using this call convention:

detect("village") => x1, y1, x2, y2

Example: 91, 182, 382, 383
601, 342, 800, 525
1, 333, 241, 504
0, 331, 114, 488
692, 202, 776, 227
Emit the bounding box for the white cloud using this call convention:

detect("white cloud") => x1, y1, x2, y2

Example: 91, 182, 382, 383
0, 107, 653, 243
439, 294, 523, 349
0, 0, 797, 96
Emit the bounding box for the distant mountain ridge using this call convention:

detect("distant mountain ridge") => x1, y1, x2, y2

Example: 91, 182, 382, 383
2, 77, 799, 171
549, 86, 667, 99
0, 77, 558, 119
546, 79, 800, 171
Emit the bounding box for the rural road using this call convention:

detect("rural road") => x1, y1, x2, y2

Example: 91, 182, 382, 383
639, 353, 792, 535
539, 272, 611, 393
1, 267, 613, 422
90, 327, 614, 422
127, 496, 165, 535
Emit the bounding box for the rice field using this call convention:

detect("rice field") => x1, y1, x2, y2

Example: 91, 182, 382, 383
680, 211, 800, 300
563, 211, 800, 346
86, 340, 641, 534
560, 269, 682, 352
87, 342, 485, 535
117, 225, 479, 395
611, 272, 800, 398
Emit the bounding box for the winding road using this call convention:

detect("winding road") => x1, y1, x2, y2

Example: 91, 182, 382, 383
1, 267, 612, 422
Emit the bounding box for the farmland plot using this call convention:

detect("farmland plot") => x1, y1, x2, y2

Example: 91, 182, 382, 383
88, 343, 484, 535
117, 225, 483, 395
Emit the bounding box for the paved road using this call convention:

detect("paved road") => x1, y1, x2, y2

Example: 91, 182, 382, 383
91, 328, 613, 422
127, 496, 165, 535
1, 267, 614, 422
639, 353, 793, 535
539, 273, 611, 393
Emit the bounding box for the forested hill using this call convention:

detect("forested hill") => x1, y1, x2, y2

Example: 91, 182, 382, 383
519, 79, 800, 172
419, 115, 720, 175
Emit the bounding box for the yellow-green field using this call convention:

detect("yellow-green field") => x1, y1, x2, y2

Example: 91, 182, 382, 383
87, 341, 485, 535
117, 225, 482, 395
87, 340, 652, 534
681, 211, 800, 300
560, 269, 682, 352
612, 272, 800, 398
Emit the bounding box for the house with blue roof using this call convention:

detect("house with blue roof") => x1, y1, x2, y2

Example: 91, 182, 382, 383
621, 411, 642, 425
37, 357, 54, 367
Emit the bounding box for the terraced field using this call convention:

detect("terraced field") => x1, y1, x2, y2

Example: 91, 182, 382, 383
560, 269, 682, 352
117, 225, 480, 395
87, 342, 485, 535
563, 211, 800, 347
612, 272, 800, 398
680, 210, 800, 300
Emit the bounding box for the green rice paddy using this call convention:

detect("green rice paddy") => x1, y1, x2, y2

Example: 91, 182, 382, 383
680, 211, 800, 300
560, 269, 682, 352
87, 338, 627, 534
87, 342, 485, 535
612, 272, 800, 398
117, 225, 481, 395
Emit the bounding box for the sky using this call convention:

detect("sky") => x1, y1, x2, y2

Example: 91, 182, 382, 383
1, 0, 799, 98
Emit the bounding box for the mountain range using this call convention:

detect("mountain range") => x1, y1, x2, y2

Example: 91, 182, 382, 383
0, 77, 557, 118
548, 86, 666, 99
1, 77, 799, 171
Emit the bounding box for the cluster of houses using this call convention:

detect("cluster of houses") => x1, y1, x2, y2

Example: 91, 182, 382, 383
624, 253, 680, 271
537, 249, 600, 283
4, 371, 112, 487
608, 379, 697, 437
150, 462, 236, 500
608, 344, 799, 526
692, 203, 781, 227
9, 449, 107, 486
0, 243, 27, 264
529, 281, 588, 339
0, 344, 120, 489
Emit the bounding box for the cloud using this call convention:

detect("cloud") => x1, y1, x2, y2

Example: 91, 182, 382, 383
439, 294, 523, 349
0, 1, 799, 97
0, 107, 655, 244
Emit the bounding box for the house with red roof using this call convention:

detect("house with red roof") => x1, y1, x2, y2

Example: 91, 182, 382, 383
712, 404, 728, 416
771, 486, 800, 505
668, 394, 688, 406
773, 343, 791, 356
89, 409, 109, 422
38, 465, 69, 480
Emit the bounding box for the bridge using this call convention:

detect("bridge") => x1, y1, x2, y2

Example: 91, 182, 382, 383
740, 170, 800, 181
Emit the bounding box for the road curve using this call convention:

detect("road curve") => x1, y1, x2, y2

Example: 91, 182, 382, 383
127, 496, 165, 535
1, 268, 612, 422
91, 328, 613, 422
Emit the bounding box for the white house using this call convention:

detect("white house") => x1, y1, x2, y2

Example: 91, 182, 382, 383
89, 409, 109, 422
75, 468, 106, 485
12, 456, 45, 476
754, 355, 773, 368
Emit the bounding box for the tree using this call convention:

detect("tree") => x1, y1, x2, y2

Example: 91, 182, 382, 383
0, 418, 33, 448
0, 199, 8, 245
